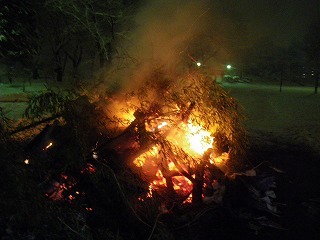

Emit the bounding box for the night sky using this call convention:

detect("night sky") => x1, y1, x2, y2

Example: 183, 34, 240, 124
102, 0, 319, 90
230, 0, 319, 46
134, 0, 319, 48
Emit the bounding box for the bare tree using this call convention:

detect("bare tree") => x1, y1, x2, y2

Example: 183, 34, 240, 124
64, 43, 83, 80
46, 0, 124, 68
47, 15, 70, 82
304, 15, 320, 93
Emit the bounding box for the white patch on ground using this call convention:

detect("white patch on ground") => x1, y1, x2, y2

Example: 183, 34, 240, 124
0, 81, 64, 120
222, 81, 320, 154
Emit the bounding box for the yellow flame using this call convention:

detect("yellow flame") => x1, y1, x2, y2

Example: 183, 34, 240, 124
209, 152, 229, 164
172, 176, 193, 195
131, 112, 229, 203
121, 110, 136, 124
168, 162, 178, 171
166, 120, 214, 157
158, 122, 168, 129
183, 193, 193, 204
185, 121, 214, 155
133, 146, 159, 167
150, 169, 167, 188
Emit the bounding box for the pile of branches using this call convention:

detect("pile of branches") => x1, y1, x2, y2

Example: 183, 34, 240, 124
0, 71, 284, 239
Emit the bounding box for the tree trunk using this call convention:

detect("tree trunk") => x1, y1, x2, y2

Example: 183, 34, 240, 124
192, 165, 204, 204
192, 177, 203, 205
315, 74, 319, 94
99, 51, 105, 68
33, 68, 39, 79
55, 67, 63, 82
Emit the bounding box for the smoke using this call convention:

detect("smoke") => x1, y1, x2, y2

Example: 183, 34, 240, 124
95, 0, 316, 94
101, 0, 233, 93
131, 0, 210, 66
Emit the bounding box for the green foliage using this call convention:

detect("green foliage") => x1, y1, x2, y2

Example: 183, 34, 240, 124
0, 107, 11, 144
0, 0, 37, 58
24, 88, 76, 120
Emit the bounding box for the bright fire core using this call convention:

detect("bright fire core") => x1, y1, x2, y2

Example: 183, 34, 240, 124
133, 118, 217, 200
181, 121, 214, 156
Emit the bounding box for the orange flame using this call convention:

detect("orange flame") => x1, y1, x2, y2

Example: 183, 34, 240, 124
131, 112, 228, 202
166, 119, 214, 157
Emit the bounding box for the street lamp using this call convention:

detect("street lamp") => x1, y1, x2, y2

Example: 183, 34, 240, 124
226, 64, 232, 70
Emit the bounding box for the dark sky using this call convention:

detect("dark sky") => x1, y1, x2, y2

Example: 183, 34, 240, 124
106, 0, 319, 90
232, 0, 319, 46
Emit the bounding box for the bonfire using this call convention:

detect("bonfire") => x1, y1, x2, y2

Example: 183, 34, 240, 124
18, 70, 246, 204
2, 69, 283, 239
89, 70, 248, 205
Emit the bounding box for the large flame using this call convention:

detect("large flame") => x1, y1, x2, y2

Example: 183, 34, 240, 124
133, 118, 218, 199
181, 120, 214, 155
165, 119, 214, 157
122, 103, 230, 204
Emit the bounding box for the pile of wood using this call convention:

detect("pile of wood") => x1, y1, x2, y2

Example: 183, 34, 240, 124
17, 96, 283, 237
2, 71, 286, 238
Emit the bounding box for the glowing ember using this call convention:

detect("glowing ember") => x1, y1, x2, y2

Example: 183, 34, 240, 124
146, 185, 153, 198
68, 195, 75, 201
172, 176, 193, 195
92, 151, 98, 160
152, 169, 166, 187
183, 193, 192, 204
81, 163, 97, 174
44, 142, 53, 150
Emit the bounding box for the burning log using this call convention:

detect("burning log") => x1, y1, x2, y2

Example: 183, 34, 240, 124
24, 119, 60, 156
92, 100, 229, 205
93, 102, 197, 166
82, 100, 212, 206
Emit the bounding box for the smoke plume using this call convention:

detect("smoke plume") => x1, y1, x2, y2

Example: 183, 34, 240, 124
102, 0, 234, 92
